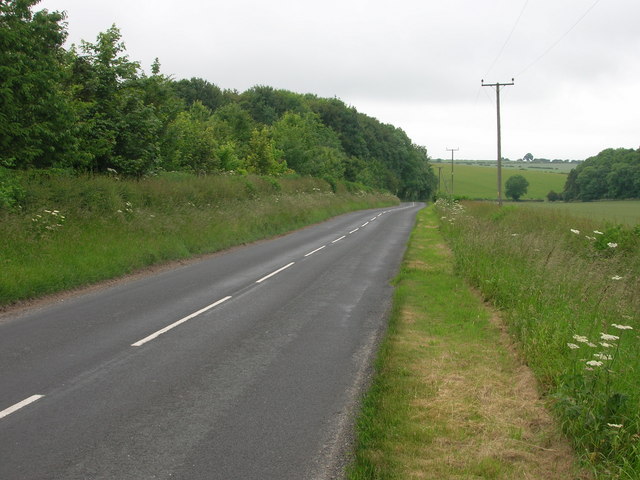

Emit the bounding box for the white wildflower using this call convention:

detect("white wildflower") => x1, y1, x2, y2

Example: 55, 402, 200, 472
611, 324, 633, 330
567, 343, 580, 350
599, 342, 615, 348
572, 335, 590, 343
607, 242, 618, 248
600, 333, 620, 341
570, 229, 580, 234
607, 423, 623, 428
586, 342, 597, 348
594, 230, 604, 235
594, 353, 613, 361
585, 236, 596, 241
586, 360, 603, 367
611, 275, 623, 281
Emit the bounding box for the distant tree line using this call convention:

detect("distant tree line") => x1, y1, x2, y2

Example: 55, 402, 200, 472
0, 1, 436, 200
550, 148, 640, 202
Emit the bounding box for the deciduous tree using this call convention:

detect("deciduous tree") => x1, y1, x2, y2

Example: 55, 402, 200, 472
505, 175, 529, 201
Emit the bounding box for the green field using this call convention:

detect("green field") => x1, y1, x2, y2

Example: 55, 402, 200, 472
519, 200, 640, 225
434, 163, 568, 200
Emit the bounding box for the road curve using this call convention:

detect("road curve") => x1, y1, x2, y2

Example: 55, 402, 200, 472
0, 202, 423, 480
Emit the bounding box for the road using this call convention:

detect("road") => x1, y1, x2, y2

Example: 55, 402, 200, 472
0, 202, 423, 480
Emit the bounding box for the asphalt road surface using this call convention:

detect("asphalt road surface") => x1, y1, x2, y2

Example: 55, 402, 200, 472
0, 202, 423, 480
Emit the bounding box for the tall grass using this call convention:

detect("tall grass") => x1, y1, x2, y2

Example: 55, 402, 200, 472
0, 172, 398, 307
436, 199, 640, 478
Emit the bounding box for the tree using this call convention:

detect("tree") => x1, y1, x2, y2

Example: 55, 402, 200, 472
523, 153, 534, 162
0, 0, 75, 168
505, 175, 529, 201
172, 77, 226, 112
576, 165, 607, 201
163, 101, 218, 173
68, 25, 147, 172
244, 127, 286, 175
561, 148, 640, 201
546, 190, 561, 202
271, 112, 345, 180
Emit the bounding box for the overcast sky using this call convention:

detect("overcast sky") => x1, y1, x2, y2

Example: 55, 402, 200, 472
38, 0, 640, 161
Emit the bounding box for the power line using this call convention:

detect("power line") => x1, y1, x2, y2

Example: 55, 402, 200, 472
517, 0, 603, 77
484, 0, 530, 79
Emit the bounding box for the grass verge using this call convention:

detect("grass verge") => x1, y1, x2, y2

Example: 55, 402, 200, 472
0, 173, 397, 307
347, 206, 589, 479
434, 200, 639, 478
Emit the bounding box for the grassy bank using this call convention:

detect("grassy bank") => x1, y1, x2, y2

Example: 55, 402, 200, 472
348, 206, 586, 479
0, 173, 398, 307
436, 200, 639, 478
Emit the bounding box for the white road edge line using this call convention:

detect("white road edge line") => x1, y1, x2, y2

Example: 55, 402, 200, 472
331, 235, 346, 244
256, 262, 295, 284
370, 217, 377, 221
304, 246, 326, 257
349, 228, 359, 234
132, 296, 232, 347
0, 395, 45, 420
361, 222, 369, 227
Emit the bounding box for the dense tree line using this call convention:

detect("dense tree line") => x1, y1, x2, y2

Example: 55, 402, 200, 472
0, 1, 436, 200
562, 148, 640, 201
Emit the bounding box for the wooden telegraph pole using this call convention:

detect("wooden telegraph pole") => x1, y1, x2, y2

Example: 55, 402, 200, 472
481, 79, 514, 207
446, 147, 458, 197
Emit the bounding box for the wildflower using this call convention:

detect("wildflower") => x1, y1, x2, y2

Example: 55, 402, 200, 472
593, 353, 613, 361
585, 236, 596, 240
600, 342, 615, 348
567, 343, 580, 350
607, 423, 623, 428
573, 334, 590, 343
594, 230, 604, 235
511, 233, 519, 237
586, 360, 603, 367
570, 229, 580, 234
600, 333, 620, 341
611, 324, 633, 330
611, 275, 623, 281
586, 342, 597, 348
607, 242, 618, 248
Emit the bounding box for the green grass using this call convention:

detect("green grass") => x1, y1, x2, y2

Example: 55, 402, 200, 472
347, 206, 586, 479
436, 200, 640, 478
0, 173, 398, 307
518, 200, 640, 226
436, 164, 568, 200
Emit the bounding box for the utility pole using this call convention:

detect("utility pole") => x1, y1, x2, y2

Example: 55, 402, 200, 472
482, 78, 514, 207
446, 147, 459, 197
436, 166, 443, 194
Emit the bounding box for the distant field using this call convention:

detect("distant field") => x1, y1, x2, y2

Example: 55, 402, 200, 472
518, 200, 640, 225
434, 163, 568, 200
